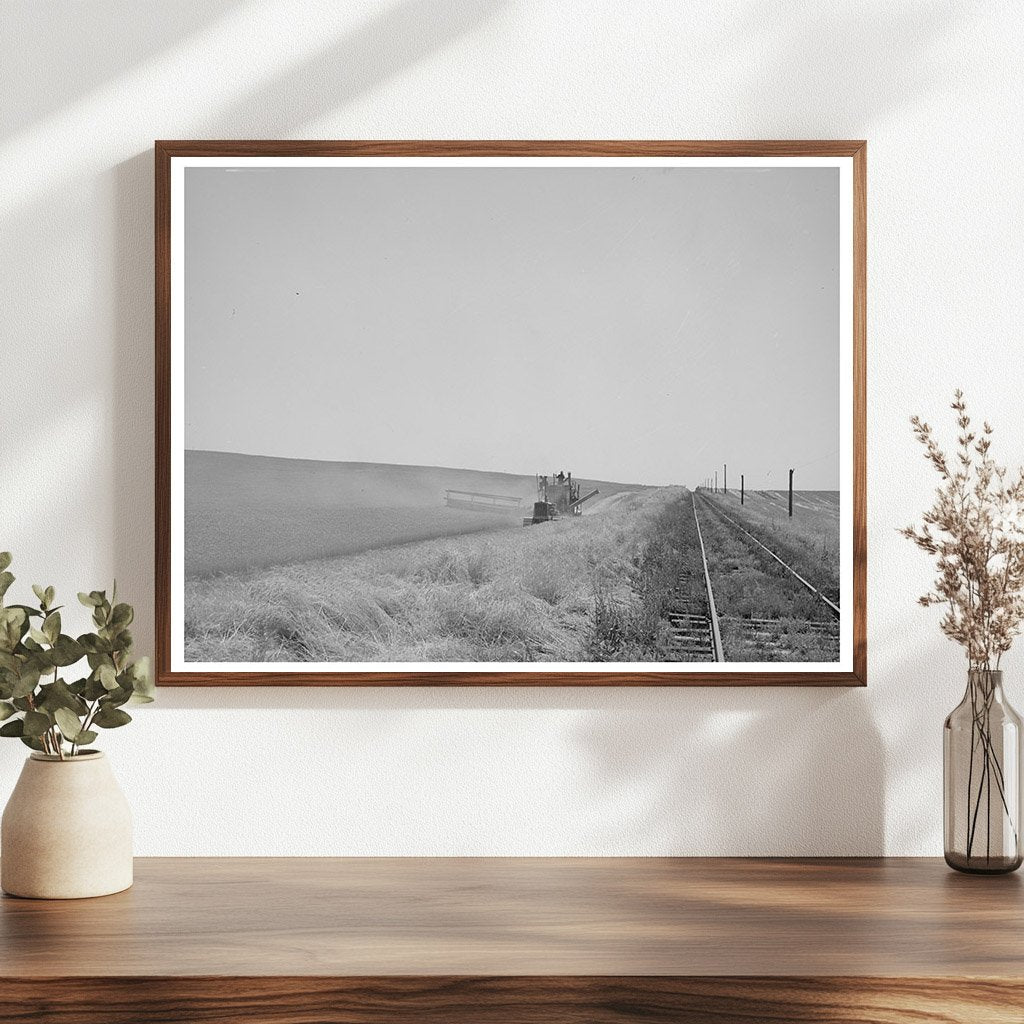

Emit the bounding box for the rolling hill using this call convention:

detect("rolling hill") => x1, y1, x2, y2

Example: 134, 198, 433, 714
184, 450, 648, 579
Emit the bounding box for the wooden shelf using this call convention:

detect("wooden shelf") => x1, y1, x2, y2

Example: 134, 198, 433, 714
2, 857, 1021, 1022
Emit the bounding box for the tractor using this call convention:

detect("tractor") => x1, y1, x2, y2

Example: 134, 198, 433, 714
523, 471, 599, 525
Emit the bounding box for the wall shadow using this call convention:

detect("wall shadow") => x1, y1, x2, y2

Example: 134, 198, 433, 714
0, 1, 243, 139
202, 0, 508, 137
572, 686, 885, 855
5, 0, 985, 854
729, 1, 973, 134
143, 680, 886, 856
109, 0, 509, 661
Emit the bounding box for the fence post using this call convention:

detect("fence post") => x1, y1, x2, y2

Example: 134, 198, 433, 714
723, 464, 727, 495
741, 474, 744, 505
788, 468, 794, 517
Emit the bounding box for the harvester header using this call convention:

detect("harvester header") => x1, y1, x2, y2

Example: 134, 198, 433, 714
444, 489, 522, 513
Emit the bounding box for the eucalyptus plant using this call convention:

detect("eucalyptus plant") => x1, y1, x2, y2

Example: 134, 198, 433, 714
0, 552, 153, 759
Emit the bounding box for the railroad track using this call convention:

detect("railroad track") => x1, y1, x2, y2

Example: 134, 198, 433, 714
719, 615, 838, 659
696, 494, 840, 618
691, 492, 840, 662
663, 492, 723, 662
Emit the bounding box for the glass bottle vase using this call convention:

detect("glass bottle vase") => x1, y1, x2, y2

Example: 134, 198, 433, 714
944, 669, 1023, 873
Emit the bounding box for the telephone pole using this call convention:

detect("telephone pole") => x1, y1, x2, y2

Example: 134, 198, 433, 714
788, 468, 794, 517
714, 470, 718, 494
723, 463, 727, 496
741, 474, 744, 505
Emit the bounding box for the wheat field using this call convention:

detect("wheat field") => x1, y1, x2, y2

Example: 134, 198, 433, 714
185, 489, 678, 663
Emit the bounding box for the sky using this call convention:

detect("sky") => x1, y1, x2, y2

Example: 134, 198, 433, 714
184, 165, 840, 489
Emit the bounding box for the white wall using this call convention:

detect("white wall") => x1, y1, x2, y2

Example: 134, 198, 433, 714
2, 0, 1022, 856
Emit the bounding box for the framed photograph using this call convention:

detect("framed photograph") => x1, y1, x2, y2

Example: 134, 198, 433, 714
156, 141, 865, 686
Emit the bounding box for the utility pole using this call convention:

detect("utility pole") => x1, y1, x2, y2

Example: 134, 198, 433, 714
741, 474, 744, 505
788, 468, 794, 517
714, 470, 718, 494
723, 463, 727, 496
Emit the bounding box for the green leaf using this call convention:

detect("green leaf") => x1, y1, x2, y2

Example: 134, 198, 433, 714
98, 663, 118, 690
0, 701, 16, 721
42, 611, 60, 643
0, 719, 24, 737
0, 572, 14, 601
53, 707, 85, 741
11, 665, 41, 700
83, 675, 108, 701
127, 656, 155, 702
104, 684, 132, 708
77, 634, 103, 654
28, 627, 49, 646
32, 584, 46, 607
129, 655, 150, 678
93, 705, 131, 729
0, 607, 26, 651
44, 586, 55, 608
19, 734, 45, 752
82, 639, 114, 660
110, 603, 133, 630
7, 604, 42, 619
22, 711, 51, 738
0, 553, 11, 573
74, 730, 97, 747
78, 592, 100, 608
36, 679, 88, 716
49, 635, 85, 668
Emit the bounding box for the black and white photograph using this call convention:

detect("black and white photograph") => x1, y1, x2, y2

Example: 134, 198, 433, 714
160, 147, 861, 682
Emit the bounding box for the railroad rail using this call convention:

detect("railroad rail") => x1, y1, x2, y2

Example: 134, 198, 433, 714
691, 491, 841, 663
697, 495, 840, 618
663, 492, 723, 662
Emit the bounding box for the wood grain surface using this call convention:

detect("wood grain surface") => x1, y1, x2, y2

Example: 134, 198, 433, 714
3, 856, 1022, 977
2, 858, 1020, 1023
0, 976, 1022, 1024
154, 139, 867, 688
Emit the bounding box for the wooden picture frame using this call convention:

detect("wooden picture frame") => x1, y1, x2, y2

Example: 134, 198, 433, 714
156, 140, 866, 686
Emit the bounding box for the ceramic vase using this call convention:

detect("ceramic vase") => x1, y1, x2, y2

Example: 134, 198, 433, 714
1, 751, 133, 898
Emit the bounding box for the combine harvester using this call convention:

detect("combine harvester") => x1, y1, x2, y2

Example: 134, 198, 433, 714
523, 471, 599, 526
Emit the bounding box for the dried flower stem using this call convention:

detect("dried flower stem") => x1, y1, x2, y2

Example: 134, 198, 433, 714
905, 391, 1024, 864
